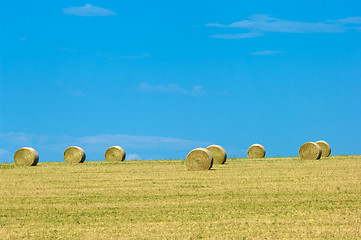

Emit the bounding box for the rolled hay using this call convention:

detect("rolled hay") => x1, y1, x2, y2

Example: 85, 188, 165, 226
247, 144, 266, 158
299, 142, 322, 160
13, 147, 39, 166
104, 146, 126, 162
185, 148, 213, 171
315, 140, 331, 157
63, 146, 86, 163
206, 145, 227, 164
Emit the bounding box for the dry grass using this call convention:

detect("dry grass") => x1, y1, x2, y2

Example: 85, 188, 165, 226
0, 155, 360, 239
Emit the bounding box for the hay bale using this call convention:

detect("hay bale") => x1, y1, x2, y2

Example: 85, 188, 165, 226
13, 147, 39, 166
316, 140, 331, 157
63, 146, 86, 163
247, 144, 266, 158
185, 148, 213, 171
206, 145, 227, 164
299, 142, 322, 160
105, 146, 126, 162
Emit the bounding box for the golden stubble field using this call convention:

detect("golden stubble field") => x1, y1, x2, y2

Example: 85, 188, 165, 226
0, 156, 360, 239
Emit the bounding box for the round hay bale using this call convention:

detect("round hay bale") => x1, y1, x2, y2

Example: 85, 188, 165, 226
105, 146, 126, 162
299, 142, 322, 160
63, 146, 86, 163
13, 147, 39, 166
206, 145, 227, 164
185, 148, 213, 171
247, 144, 266, 158
315, 140, 331, 157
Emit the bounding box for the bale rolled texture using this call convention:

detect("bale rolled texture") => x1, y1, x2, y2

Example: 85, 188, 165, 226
247, 144, 266, 158
14, 147, 39, 166
105, 146, 126, 162
299, 142, 322, 160
316, 140, 331, 157
206, 145, 227, 164
63, 146, 86, 163
185, 148, 213, 171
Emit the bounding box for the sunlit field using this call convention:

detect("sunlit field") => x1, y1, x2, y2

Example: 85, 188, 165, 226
1, 156, 360, 239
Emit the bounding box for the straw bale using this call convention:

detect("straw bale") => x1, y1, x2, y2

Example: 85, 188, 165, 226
63, 146, 86, 163
185, 148, 213, 171
316, 140, 331, 157
299, 142, 322, 160
13, 147, 39, 166
206, 145, 227, 164
247, 144, 266, 158
105, 146, 126, 162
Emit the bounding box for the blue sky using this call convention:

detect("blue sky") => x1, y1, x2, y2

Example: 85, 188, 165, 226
1, 1, 361, 162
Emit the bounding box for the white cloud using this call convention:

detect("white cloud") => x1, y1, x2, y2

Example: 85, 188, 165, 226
18, 37, 27, 41
207, 15, 361, 38
211, 32, 264, 39
137, 83, 205, 95
126, 153, 142, 160
0, 149, 12, 163
0, 132, 210, 162
0, 132, 48, 146
191, 85, 205, 95
51, 80, 85, 96
249, 50, 284, 56
0, 149, 9, 156
63, 4, 117, 17
333, 16, 361, 24
78, 134, 208, 150
138, 83, 186, 94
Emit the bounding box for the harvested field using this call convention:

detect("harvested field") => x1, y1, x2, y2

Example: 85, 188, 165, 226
0, 156, 360, 239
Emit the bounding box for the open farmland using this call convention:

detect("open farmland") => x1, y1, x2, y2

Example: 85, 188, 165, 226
0, 156, 360, 239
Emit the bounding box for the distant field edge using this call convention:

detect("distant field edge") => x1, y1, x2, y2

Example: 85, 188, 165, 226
1, 155, 360, 168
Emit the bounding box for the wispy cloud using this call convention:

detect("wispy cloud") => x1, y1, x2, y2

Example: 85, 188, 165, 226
52, 80, 86, 97
0, 149, 11, 163
0, 132, 48, 146
332, 16, 361, 24
0, 149, 9, 156
0, 132, 49, 163
119, 53, 151, 60
249, 50, 284, 56
0, 132, 210, 162
78, 134, 209, 150
18, 37, 27, 41
63, 4, 117, 17
136, 83, 205, 96
207, 15, 361, 38
211, 32, 264, 39
126, 153, 142, 160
